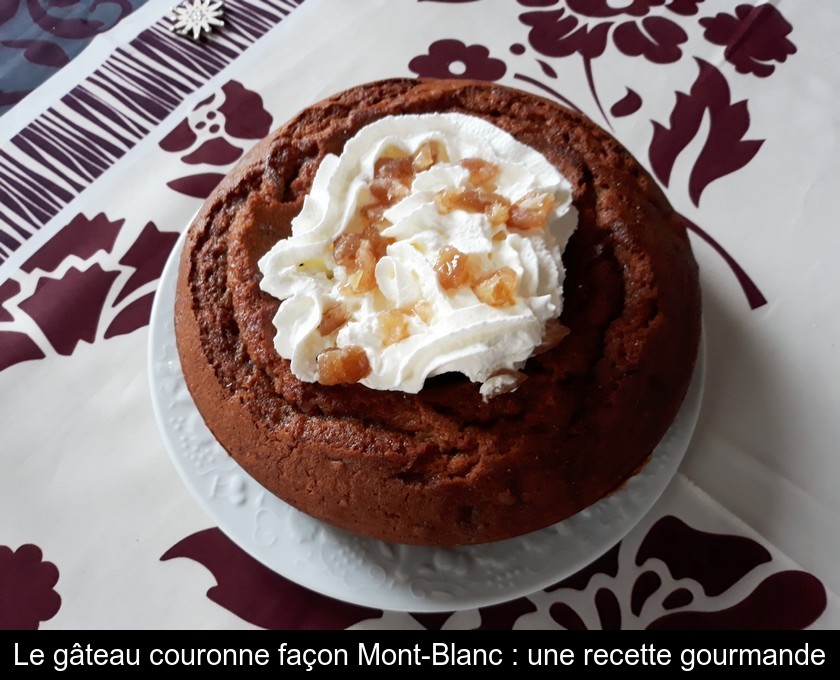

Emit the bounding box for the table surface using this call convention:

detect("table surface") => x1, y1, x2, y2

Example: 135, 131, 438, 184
0, 0, 838, 630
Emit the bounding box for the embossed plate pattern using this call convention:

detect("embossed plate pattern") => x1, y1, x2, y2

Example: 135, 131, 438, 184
149, 229, 705, 613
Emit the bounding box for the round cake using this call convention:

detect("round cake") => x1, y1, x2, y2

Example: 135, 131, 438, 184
174, 78, 701, 546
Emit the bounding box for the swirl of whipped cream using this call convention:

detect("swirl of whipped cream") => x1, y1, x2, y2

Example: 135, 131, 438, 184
258, 112, 577, 395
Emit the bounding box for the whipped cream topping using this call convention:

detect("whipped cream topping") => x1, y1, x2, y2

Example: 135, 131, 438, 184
258, 112, 577, 395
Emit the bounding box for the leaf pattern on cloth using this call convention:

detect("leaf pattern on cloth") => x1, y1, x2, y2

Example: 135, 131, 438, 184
113, 222, 179, 304
0, 330, 45, 371
19, 264, 120, 355
103, 292, 155, 339
181, 138, 243, 166
161, 515, 827, 630
22, 213, 122, 274
166, 173, 227, 199
0, 544, 61, 630
650, 59, 764, 206
610, 87, 642, 117
0, 212, 179, 372
0, 279, 21, 322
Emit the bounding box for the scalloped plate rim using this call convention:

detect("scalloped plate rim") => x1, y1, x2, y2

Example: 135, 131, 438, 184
148, 228, 705, 614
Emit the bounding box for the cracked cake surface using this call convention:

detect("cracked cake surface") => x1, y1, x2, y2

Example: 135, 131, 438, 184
174, 78, 701, 546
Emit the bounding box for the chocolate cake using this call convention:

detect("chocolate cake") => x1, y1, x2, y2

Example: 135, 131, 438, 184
174, 78, 701, 546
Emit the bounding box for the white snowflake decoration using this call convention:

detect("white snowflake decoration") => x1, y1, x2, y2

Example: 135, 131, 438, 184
170, 0, 225, 40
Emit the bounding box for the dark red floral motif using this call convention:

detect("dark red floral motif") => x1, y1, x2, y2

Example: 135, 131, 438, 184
22, 213, 122, 274
519, 9, 610, 60
476, 598, 538, 630
610, 87, 642, 117
163, 528, 541, 630
566, 0, 702, 18
104, 292, 155, 340
181, 138, 242, 166
0, 213, 179, 373
516, 1, 696, 125
520, 1, 693, 64
550, 515, 826, 630
549, 602, 586, 629
0, 279, 20, 322
414, 0, 789, 312
0, 544, 61, 630
636, 515, 770, 596
0, 331, 45, 372
113, 221, 179, 304
19, 264, 119, 355
568, 0, 666, 18
166, 173, 228, 200
661, 587, 693, 609
160, 81, 273, 199
680, 213, 766, 309
639, 516, 825, 628
163, 515, 827, 630
409, 39, 506, 81
700, 3, 796, 78
612, 16, 687, 63
666, 0, 703, 15
649, 571, 826, 630
630, 570, 662, 615
595, 588, 622, 629
162, 529, 379, 630
646, 57, 769, 307
548, 543, 624, 629
650, 59, 763, 206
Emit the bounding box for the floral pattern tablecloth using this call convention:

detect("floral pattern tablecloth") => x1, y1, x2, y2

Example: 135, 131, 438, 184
0, 0, 838, 629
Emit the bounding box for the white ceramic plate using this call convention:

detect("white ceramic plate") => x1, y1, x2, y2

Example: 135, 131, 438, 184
149, 229, 705, 613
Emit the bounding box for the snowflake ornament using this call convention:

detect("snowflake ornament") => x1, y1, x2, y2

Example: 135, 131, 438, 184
170, 0, 225, 40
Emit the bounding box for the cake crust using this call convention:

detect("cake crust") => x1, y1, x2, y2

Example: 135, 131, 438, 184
174, 78, 701, 546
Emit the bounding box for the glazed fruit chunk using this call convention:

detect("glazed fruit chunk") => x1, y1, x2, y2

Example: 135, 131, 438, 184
378, 309, 413, 346
316, 346, 371, 385
508, 192, 555, 231
334, 226, 391, 294
318, 301, 350, 336
435, 246, 475, 290
472, 267, 519, 307
434, 186, 511, 223
460, 157, 499, 188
